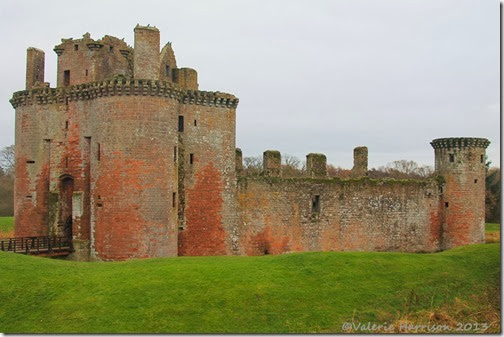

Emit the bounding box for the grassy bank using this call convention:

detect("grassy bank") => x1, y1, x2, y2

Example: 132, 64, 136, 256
0, 216, 13, 238
0, 243, 499, 333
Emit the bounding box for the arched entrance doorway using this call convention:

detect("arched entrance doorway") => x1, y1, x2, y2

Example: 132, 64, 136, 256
59, 175, 74, 241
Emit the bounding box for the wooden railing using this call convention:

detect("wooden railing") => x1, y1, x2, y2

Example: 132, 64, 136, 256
0, 236, 71, 255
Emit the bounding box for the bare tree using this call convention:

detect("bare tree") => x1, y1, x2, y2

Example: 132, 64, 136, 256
243, 156, 263, 175
282, 154, 305, 177
0, 145, 14, 176
369, 160, 433, 179
327, 164, 352, 178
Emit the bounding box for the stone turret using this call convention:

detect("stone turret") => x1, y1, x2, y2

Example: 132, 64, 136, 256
431, 137, 490, 250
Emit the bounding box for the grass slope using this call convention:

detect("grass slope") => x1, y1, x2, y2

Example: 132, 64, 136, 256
0, 216, 13, 238
0, 244, 500, 333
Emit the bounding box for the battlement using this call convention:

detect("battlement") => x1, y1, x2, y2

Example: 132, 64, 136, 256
430, 137, 490, 149
9, 78, 238, 108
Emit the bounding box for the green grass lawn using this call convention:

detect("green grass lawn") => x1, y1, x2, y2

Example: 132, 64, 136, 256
486, 223, 500, 233
0, 216, 13, 234
0, 243, 500, 333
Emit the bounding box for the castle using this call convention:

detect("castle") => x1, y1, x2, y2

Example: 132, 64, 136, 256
10, 25, 490, 261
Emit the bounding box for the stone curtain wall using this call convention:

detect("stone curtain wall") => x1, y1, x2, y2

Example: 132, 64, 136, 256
236, 177, 442, 255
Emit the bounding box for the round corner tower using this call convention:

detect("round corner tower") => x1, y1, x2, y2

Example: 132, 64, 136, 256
431, 137, 490, 250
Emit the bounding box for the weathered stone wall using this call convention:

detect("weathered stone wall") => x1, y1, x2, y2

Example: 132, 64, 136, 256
431, 138, 489, 250
236, 176, 442, 255
351, 146, 368, 177
54, 33, 132, 87
26, 48, 45, 90
133, 25, 160, 80
177, 101, 238, 256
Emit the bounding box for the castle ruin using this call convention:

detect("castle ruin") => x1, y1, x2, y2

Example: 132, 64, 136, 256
10, 25, 490, 260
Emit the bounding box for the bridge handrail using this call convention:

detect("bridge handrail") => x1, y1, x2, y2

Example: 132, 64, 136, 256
0, 236, 71, 254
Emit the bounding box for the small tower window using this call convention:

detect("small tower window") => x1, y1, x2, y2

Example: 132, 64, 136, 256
445, 202, 449, 208
178, 116, 184, 132
65, 157, 69, 168
85, 69, 88, 76
312, 195, 321, 213
65, 121, 69, 130
64, 70, 70, 86
172, 192, 176, 208
97, 143, 101, 161
449, 154, 454, 163
190, 153, 194, 164
474, 179, 478, 184
194, 119, 197, 126
165, 65, 170, 76
480, 155, 484, 163
74, 45, 79, 51
174, 146, 177, 162
109, 46, 114, 52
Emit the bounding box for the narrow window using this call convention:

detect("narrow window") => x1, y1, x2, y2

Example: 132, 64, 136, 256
445, 202, 449, 208
449, 154, 454, 163
312, 195, 320, 213
74, 44, 79, 51
178, 116, 184, 132
174, 146, 177, 162
474, 179, 478, 184
65, 157, 69, 168
109, 46, 114, 52
26, 160, 35, 164
97, 143, 101, 161
194, 119, 197, 126
26, 195, 32, 199
65, 121, 69, 130
64, 70, 70, 86
165, 65, 170, 76
85, 69, 88, 76
173, 69, 179, 83
172, 192, 176, 208
480, 155, 484, 163
190, 153, 194, 164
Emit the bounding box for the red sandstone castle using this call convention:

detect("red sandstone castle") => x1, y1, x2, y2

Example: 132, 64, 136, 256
10, 25, 490, 261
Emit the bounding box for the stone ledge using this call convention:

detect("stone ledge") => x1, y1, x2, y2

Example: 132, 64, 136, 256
430, 137, 490, 149
10, 78, 239, 109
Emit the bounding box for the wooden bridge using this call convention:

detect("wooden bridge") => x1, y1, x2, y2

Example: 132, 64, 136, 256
0, 236, 71, 257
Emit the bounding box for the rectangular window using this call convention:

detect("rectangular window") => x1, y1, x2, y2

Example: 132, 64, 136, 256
480, 155, 484, 163
65, 121, 69, 130
165, 65, 170, 76
194, 119, 197, 126
97, 143, 101, 161
172, 192, 176, 208
173, 69, 179, 83
449, 154, 454, 162
26, 160, 35, 164
190, 153, 194, 164
65, 157, 69, 168
312, 195, 320, 213
474, 179, 478, 184
445, 202, 449, 208
74, 45, 79, 51
64, 70, 70, 86
85, 69, 88, 76
174, 146, 177, 162
178, 116, 184, 132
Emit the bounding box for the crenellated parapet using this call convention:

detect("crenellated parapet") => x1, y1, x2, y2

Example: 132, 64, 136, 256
10, 78, 239, 109
430, 137, 490, 149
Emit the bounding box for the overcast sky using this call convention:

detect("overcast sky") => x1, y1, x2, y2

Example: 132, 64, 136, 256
0, 0, 499, 169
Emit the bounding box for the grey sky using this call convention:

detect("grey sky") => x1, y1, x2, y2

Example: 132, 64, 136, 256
0, 0, 499, 169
